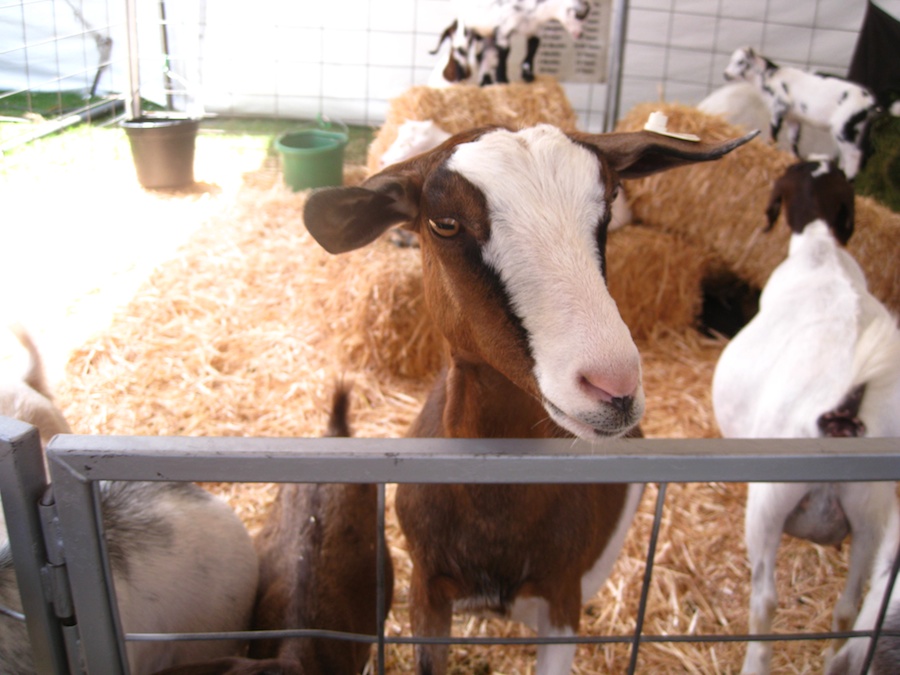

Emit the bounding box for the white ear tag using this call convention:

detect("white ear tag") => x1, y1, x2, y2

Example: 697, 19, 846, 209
643, 111, 701, 142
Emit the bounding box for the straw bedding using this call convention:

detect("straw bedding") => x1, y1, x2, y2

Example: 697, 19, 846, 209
53, 102, 876, 673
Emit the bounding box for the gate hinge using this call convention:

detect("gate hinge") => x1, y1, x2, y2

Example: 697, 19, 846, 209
38, 487, 75, 623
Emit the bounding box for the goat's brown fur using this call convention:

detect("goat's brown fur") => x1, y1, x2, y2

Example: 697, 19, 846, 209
155, 387, 393, 675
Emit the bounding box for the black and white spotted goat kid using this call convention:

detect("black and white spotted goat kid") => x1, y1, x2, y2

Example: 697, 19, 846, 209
432, 0, 590, 86
724, 46, 879, 179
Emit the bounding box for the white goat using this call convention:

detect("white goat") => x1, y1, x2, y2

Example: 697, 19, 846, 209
723, 46, 879, 179
433, 0, 590, 86
711, 159, 900, 675
305, 123, 755, 675
827, 503, 900, 675
0, 327, 260, 675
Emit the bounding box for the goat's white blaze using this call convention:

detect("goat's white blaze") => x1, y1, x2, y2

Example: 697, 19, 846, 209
448, 125, 643, 439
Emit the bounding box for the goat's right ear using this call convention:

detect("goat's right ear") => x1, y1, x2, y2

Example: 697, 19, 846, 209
303, 173, 420, 254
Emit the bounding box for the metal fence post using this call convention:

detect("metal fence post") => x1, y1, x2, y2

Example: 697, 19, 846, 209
0, 417, 70, 674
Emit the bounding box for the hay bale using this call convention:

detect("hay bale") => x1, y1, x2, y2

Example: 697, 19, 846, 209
607, 226, 712, 341
316, 239, 444, 381
615, 102, 900, 318
366, 76, 579, 174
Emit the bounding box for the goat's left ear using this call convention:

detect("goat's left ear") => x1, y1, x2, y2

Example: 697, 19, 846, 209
573, 129, 759, 179
303, 171, 421, 254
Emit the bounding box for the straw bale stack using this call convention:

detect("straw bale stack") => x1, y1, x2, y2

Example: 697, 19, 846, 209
366, 76, 579, 174
607, 226, 712, 341
615, 102, 900, 317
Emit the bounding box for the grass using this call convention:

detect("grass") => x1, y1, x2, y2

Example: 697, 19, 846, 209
856, 111, 900, 213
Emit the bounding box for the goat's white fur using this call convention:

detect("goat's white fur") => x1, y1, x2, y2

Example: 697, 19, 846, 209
0, 327, 259, 675
713, 208, 900, 675
723, 47, 877, 178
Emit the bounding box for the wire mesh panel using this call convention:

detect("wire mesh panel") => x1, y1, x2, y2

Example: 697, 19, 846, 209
1, 0, 875, 139
0, 0, 127, 152
619, 0, 869, 118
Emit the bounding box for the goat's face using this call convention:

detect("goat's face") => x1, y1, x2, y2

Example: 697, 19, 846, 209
724, 46, 761, 82
305, 125, 757, 439
560, 0, 591, 39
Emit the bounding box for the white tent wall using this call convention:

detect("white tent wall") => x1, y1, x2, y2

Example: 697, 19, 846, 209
0, 0, 127, 98
1, 0, 874, 131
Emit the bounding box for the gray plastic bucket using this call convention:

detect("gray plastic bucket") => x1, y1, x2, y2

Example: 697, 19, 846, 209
122, 117, 199, 189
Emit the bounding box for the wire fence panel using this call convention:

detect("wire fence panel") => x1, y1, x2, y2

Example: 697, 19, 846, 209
1, 0, 873, 140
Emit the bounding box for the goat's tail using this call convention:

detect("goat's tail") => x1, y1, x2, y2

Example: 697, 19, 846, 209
324, 378, 353, 438
9, 323, 53, 401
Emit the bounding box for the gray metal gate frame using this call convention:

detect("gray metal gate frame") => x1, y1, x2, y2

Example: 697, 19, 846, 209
2, 415, 899, 674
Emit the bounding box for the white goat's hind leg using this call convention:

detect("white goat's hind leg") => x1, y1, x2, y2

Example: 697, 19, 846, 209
741, 483, 806, 675
535, 602, 577, 675
827, 482, 898, 660
742, 529, 780, 675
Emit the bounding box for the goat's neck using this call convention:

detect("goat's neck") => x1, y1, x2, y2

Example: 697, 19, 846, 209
415, 355, 565, 439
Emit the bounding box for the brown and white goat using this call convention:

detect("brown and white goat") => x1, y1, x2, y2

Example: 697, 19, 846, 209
153, 386, 394, 675
303, 123, 756, 675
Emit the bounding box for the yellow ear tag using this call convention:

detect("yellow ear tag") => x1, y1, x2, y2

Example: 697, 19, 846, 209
643, 111, 701, 142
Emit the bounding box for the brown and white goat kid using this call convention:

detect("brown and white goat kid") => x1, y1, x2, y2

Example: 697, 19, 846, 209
303, 124, 756, 675
153, 386, 394, 675
0, 327, 260, 675
711, 159, 900, 675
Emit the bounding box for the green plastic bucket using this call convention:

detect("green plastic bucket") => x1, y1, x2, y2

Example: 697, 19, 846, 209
122, 116, 199, 189
275, 121, 348, 191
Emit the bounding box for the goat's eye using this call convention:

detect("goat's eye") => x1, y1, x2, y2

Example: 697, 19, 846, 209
429, 218, 460, 238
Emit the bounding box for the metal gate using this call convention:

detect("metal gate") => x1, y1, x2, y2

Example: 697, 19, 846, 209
2, 415, 899, 674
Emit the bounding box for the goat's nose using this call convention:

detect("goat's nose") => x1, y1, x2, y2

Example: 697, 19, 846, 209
578, 370, 639, 406
609, 396, 634, 415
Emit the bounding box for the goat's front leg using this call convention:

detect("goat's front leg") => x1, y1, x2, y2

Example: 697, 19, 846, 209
494, 43, 511, 84
768, 98, 790, 150
784, 119, 802, 158
534, 592, 581, 675
409, 565, 454, 675
521, 35, 540, 82
826, 482, 898, 661
741, 482, 807, 675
